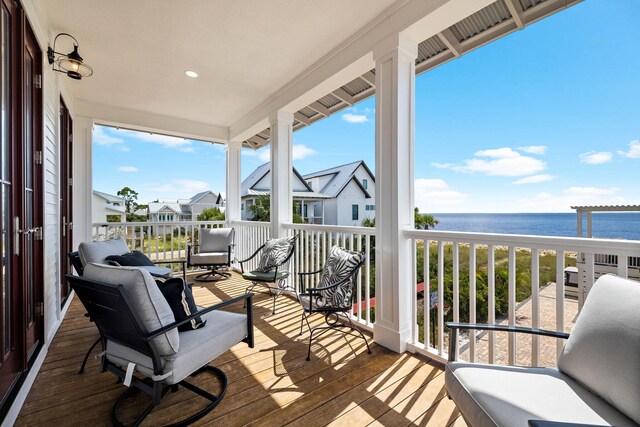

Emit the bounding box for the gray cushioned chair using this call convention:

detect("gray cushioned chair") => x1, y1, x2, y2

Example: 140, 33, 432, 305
187, 228, 234, 282
445, 274, 640, 427
78, 237, 186, 281
67, 263, 254, 426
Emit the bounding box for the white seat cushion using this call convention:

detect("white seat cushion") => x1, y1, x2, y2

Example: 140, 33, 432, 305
78, 238, 129, 266
199, 228, 234, 253
190, 252, 229, 265
558, 274, 640, 424
106, 309, 248, 385
446, 362, 636, 427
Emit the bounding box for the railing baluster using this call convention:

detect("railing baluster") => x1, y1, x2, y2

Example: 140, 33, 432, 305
453, 241, 459, 360
617, 254, 628, 279
488, 244, 495, 364
357, 232, 363, 322
413, 240, 418, 342
423, 239, 430, 348
365, 234, 371, 325
469, 243, 476, 362
556, 250, 565, 358
508, 246, 516, 365
437, 240, 444, 355
531, 247, 540, 366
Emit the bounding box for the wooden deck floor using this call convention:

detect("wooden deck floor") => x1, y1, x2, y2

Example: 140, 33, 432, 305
16, 273, 464, 426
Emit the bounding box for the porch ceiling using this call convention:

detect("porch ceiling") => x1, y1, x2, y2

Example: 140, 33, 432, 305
36, 0, 396, 129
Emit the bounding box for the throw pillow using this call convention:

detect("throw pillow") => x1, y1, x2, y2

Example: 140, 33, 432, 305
106, 250, 155, 267
316, 246, 363, 308
255, 235, 298, 273
155, 277, 206, 332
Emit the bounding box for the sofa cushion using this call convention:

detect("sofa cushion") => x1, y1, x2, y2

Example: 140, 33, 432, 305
106, 309, 248, 385
190, 252, 229, 265
199, 228, 234, 253
446, 362, 637, 427
78, 238, 129, 266
558, 274, 640, 424
316, 246, 362, 308
155, 277, 206, 332
106, 250, 155, 267
83, 263, 179, 356
255, 235, 297, 273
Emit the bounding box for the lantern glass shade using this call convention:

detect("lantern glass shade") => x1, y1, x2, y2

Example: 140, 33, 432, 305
56, 57, 93, 79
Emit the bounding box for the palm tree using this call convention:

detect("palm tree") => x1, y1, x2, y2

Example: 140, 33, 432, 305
414, 208, 438, 230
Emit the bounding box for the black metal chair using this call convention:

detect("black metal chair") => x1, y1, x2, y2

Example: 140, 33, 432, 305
67, 264, 254, 426
297, 247, 369, 361
239, 236, 297, 315
187, 228, 234, 282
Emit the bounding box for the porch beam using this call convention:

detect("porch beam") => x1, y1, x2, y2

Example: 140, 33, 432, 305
360, 71, 376, 87
504, 0, 525, 29
373, 33, 418, 353
269, 111, 294, 238
225, 140, 242, 224
332, 87, 355, 106
308, 101, 331, 117
437, 28, 462, 57
293, 112, 311, 125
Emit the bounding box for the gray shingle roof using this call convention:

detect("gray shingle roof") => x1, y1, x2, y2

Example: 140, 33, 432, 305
302, 160, 374, 198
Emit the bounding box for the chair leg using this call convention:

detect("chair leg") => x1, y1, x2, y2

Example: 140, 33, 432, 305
347, 315, 372, 354
299, 310, 311, 336
78, 337, 102, 374
111, 365, 227, 427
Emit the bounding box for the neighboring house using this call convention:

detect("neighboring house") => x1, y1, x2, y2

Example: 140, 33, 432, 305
148, 191, 223, 223
241, 160, 375, 226
241, 163, 330, 223
92, 190, 126, 223
303, 161, 375, 227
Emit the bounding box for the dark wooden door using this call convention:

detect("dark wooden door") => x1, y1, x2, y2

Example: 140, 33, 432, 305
59, 98, 73, 304
0, 0, 43, 407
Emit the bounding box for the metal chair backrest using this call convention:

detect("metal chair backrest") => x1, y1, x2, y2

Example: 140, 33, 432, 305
68, 251, 84, 276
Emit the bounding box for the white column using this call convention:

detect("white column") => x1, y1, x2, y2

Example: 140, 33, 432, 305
373, 33, 418, 353
225, 140, 242, 225
269, 111, 294, 238
73, 116, 94, 247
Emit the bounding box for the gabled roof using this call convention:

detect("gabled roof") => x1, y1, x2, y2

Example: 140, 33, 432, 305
148, 202, 182, 215
93, 190, 124, 203
241, 162, 323, 198
189, 190, 218, 204
303, 160, 374, 198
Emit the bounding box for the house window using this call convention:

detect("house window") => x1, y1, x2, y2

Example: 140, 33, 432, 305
303, 204, 308, 218
362, 179, 368, 189
307, 181, 312, 188
352, 204, 359, 221
241, 203, 245, 211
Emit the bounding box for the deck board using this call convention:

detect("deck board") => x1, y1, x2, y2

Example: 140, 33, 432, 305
16, 272, 465, 426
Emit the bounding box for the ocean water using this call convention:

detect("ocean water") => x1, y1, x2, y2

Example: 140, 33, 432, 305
430, 213, 640, 241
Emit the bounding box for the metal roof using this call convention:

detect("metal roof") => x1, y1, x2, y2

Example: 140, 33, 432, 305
571, 205, 640, 212
245, 189, 331, 200
244, 0, 582, 148
93, 190, 124, 203
302, 160, 374, 199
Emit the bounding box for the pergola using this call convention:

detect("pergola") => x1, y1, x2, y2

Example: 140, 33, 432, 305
571, 205, 640, 238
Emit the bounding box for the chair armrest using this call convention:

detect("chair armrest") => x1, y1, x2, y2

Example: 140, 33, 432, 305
446, 322, 569, 362
154, 260, 186, 266
237, 244, 265, 264
298, 269, 323, 278
528, 421, 604, 427
147, 293, 254, 340
446, 322, 570, 339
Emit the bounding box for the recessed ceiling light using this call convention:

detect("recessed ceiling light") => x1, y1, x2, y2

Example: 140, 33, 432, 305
185, 70, 198, 78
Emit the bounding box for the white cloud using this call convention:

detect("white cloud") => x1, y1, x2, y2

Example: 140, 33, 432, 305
431, 162, 454, 169
617, 139, 640, 158
245, 144, 317, 163
579, 151, 612, 165
118, 166, 139, 173
451, 147, 547, 177
518, 145, 547, 155
148, 179, 209, 198
512, 186, 623, 212
474, 147, 521, 159
94, 126, 125, 147
513, 174, 555, 185
341, 113, 368, 124
414, 178, 468, 211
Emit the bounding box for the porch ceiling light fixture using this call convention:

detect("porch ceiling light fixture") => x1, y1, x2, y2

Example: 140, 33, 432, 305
47, 33, 93, 80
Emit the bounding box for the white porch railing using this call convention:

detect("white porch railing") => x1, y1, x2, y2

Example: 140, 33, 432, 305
230, 220, 271, 271
91, 221, 225, 265
404, 229, 640, 365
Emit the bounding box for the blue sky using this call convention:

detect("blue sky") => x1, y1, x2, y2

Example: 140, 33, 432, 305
93, 1, 640, 212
